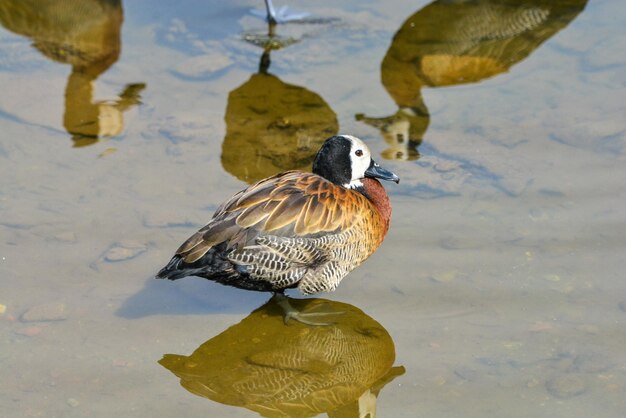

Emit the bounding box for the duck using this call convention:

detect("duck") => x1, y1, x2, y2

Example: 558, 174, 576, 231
157, 135, 399, 297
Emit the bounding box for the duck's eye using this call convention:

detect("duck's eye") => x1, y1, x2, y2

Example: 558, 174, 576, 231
355, 150, 363, 157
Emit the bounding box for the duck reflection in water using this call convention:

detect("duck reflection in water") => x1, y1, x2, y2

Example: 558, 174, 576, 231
221, 48, 338, 184
357, 0, 587, 161
0, 0, 145, 147
160, 297, 404, 418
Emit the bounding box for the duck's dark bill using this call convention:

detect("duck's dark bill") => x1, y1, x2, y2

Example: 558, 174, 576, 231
365, 160, 400, 184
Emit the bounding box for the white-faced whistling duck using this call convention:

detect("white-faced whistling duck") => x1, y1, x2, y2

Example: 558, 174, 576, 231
156, 135, 399, 299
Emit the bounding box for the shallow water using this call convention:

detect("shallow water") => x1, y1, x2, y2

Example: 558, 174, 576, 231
1, 0, 625, 417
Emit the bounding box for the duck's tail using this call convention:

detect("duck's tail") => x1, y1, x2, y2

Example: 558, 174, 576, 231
155, 255, 189, 280
155, 247, 233, 281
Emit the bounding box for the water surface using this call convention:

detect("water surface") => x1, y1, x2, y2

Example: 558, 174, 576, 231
1, 0, 625, 417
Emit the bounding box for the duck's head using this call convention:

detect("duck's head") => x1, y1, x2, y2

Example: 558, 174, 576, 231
313, 135, 400, 189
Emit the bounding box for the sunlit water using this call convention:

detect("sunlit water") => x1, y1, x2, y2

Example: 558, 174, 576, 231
1, 0, 625, 417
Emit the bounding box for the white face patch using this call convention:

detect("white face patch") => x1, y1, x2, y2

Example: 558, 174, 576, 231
340, 135, 372, 189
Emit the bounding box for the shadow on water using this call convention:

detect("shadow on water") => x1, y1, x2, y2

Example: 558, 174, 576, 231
159, 296, 405, 418
0, 0, 145, 147
116, 278, 270, 318
356, 0, 587, 161
221, 48, 338, 184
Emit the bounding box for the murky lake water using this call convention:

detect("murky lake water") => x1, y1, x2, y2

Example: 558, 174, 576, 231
1, 0, 625, 416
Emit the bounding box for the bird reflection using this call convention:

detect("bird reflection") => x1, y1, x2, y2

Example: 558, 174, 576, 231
0, 0, 145, 147
160, 296, 404, 418
357, 0, 587, 160
221, 50, 338, 184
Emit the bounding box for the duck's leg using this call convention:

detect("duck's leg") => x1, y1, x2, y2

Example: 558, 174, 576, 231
264, 0, 278, 25
272, 293, 340, 326
251, 0, 310, 24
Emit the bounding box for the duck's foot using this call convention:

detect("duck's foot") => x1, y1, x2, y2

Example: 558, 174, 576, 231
250, 0, 310, 24
273, 293, 342, 326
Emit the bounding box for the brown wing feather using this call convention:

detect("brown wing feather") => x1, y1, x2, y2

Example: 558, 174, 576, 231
175, 171, 365, 263
263, 194, 308, 231
236, 203, 271, 228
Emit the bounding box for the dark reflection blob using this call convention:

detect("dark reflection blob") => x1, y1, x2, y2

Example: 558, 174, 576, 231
221, 51, 338, 184
159, 297, 404, 418
357, 0, 587, 160
0, 0, 145, 147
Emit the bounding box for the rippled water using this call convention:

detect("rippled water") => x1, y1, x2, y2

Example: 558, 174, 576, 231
1, 0, 625, 417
